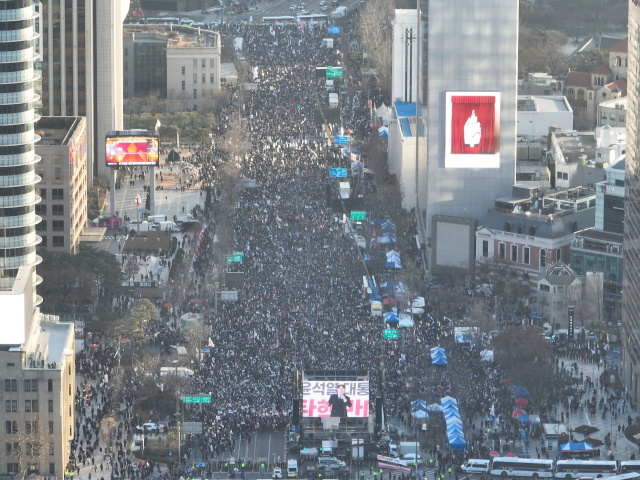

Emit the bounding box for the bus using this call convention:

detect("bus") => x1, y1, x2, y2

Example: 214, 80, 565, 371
260, 16, 296, 23
145, 17, 180, 25
620, 463, 640, 475
296, 14, 329, 24
555, 460, 619, 479
490, 458, 555, 478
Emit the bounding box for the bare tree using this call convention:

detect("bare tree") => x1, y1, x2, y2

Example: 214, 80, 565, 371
358, 0, 394, 97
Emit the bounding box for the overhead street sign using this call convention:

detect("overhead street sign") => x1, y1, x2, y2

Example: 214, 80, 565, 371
326, 67, 343, 78
330, 168, 348, 177
183, 395, 211, 404
328, 26, 340, 34
182, 422, 203, 434
383, 329, 398, 339
226, 254, 243, 262
334, 135, 349, 145
350, 211, 366, 221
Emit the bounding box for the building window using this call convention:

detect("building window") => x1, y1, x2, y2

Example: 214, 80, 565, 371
7, 463, 19, 474
556, 249, 561, 262
193, 59, 197, 68
49, 421, 53, 435
52, 189, 63, 200
511, 244, 518, 262
35, 204, 46, 215
124, 62, 128, 72
40, 236, 47, 246
202, 59, 206, 68
193, 89, 197, 99
124, 47, 128, 56
210, 74, 215, 83
202, 73, 206, 83
52, 220, 63, 231
24, 400, 30, 412
482, 240, 488, 257
49, 463, 55, 475
25, 421, 31, 434
4, 422, 9, 434
620, 115, 625, 122
52, 236, 64, 247
193, 104, 197, 112
54, 167, 61, 180
182, 66, 185, 75
49, 443, 54, 455
540, 249, 546, 268
524, 247, 530, 265
210, 58, 215, 68
52, 205, 63, 215
24, 380, 30, 392
48, 400, 53, 413
193, 73, 197, 84
498, 242, 506, 260
182, 80, 185, 91
540, 284, 550, 292
5, 401, 10, 413
39, 188, 46, 199
47, 379, 52, 392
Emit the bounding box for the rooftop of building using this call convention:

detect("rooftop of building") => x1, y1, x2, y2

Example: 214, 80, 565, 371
599, 95, 627, 109
565, 71, 592, 88
517, 95, 571, 113
29, 315, 74, 369
537, 261, 579, 286
573, 35, 627, 55
554, 133, 597, 164
35, 117, 83, 146
604, 79, 627, 95
609, 38, 629, 53
123, 24, 220, 48
591, 64, 612, 75
124, 31, 170, 43
574, 228, 623, 245
394, 101, 419, 118
608, 155, 625, 171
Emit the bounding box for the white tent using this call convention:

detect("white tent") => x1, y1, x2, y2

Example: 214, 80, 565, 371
480, 350, 494, 361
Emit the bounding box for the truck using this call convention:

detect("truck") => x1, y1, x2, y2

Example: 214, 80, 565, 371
175, 214, 197, 224
331, 6, 346, 18
131, 221, 155, 232
157, 221, 180, 232
147, 214, 167, 224
287, 459, 298, 478
398, 442, 421, 455
329, 92, 339, 108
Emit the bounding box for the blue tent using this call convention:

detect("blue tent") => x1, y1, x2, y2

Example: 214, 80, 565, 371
411, 400, 427, 411
449, 435, 466, 453
384, 312, 400, 324
510, 386, 531, 399
378, 220, 396, 233
378, 281, 396, 293
386, 250, 401, 269
561, 442, 593, 452
432, 355, 448, 366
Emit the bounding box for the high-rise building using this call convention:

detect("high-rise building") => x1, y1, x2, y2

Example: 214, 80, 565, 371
391, 10, 420, 104
417, 0, 518, 274
0, 0, 42, 296
0, 2, 75, 478
40, 0, 129, 183
622, 0, 640, 399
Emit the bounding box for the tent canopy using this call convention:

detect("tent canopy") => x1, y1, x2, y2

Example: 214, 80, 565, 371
561, 442, 593, 452
383, 312, 399, 323
386, 250, 401, 269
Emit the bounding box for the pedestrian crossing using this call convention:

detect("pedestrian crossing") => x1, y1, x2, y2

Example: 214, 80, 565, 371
422, 468, 437, 480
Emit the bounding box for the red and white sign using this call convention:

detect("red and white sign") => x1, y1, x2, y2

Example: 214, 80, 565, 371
377, 462, 412, 473
302, 380, 369, 418
445, 91, 501, 168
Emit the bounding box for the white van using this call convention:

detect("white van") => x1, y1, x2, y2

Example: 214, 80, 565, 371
148, 215, 167, 224
461, 459, 490, 474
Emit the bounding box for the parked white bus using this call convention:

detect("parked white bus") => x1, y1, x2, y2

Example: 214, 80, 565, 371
555, 460, 618, 479
490, 458, 555, 478
619, 463, 640, 475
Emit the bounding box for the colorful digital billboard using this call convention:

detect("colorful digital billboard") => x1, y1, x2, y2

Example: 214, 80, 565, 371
444, 91, 500, 168
302, 380, 369, 418
105, 134, 159, 167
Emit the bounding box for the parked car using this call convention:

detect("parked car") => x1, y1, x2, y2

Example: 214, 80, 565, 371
272, 468, 283, 479
289, 4, 297, 9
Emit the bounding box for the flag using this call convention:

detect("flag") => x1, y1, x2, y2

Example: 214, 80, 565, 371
208, 337, 215, 348
155, 118, 161, 132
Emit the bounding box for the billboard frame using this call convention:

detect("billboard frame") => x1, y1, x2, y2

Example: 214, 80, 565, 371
105, 130, 160, 167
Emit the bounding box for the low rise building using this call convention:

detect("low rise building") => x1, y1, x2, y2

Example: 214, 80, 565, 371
476, 185, 596, 283
35, 117, 88, 254
517, 95, 573, 139
597, 96, 627, 128
535, 261, 582, 328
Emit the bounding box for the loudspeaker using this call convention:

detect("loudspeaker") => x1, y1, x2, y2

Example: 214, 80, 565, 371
293, 399, 300, 425
375, 397, 383, 427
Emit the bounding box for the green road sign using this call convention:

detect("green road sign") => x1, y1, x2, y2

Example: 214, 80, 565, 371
383, 329, 398, 339
183, 395, 211, 404
326, 67, 343, 78
350, 211, 366, 221
226, 254, 243, 262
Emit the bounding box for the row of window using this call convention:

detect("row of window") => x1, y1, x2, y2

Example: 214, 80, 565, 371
5, 420, 54, 435
38, 188, 63, 200
485, 240, 560, 267
182, 59, 217, 72
5, 442, 55, 455
35, 204, 64, 215
36, 220, 64, 231
188, 73, 216, 84
7, 463, 53, 476
5, 399, 38, 412
38, 235, 64, 247
181, 80, 215, 92
36, 166, 64, 181
5, 378, 53, 392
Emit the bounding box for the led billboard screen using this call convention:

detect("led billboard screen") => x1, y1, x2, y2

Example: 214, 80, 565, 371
302, 380, 369, 418
106, 134, 159, 167
445, 91, 500, 168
